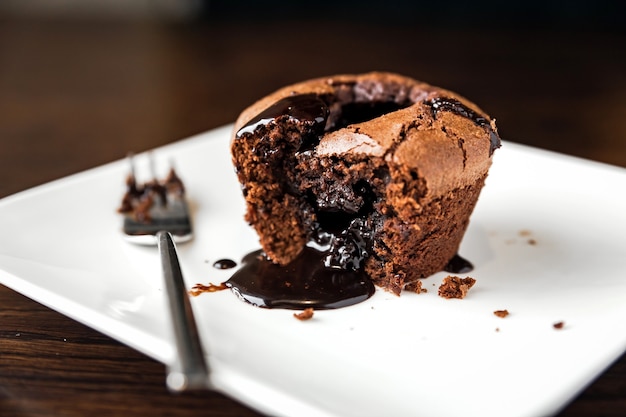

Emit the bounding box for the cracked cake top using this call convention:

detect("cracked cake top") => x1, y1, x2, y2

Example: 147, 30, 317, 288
233, 72, 500, 200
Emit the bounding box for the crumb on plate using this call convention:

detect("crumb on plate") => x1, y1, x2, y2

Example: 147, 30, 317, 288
494, 309, 509, 318
189, 282, 228, 297
294, 308, 314, 321
438, 276, 476, 299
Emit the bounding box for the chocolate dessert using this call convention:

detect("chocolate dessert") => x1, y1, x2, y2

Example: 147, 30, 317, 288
231, 72, 500, 295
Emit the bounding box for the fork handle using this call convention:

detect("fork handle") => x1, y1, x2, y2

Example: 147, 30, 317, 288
157, 231, 212, 391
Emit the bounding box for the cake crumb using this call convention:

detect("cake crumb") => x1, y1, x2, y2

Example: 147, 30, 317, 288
189, 282, 228, 297
405, 280, 427, 293
438, 276, 476, 299
528, 239, 537, 245
294, 308, 314, 321
495, 327, 500, 332
553, 321, 565, 330
494, 309, 509, 318
519, 229, 532, 237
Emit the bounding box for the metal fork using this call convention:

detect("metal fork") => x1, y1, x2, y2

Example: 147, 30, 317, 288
120, 154, 211, 392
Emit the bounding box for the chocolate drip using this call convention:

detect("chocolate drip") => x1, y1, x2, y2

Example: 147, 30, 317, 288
213, 259, 237, 269
225, 248, 375, 309
443, 254, 474, 274
428, 97, 501, 155
236, 94, 329, 138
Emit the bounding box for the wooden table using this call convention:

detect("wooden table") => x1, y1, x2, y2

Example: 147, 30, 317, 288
1, 13, 625, 417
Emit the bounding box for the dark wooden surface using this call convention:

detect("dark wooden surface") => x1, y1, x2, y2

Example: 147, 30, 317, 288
1, 9, 625, 417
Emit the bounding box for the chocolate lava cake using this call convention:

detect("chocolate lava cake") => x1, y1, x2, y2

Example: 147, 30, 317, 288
231, 72, 500, 294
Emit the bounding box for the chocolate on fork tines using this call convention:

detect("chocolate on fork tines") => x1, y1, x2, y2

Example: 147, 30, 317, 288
118, 153, 192, 244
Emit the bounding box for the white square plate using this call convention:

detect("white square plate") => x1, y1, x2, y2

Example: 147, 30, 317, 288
1, 125, 625, 417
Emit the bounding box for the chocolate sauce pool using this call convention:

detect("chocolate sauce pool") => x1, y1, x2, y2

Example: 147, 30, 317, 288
224, 248, 375, 310
214, 250, 472, 310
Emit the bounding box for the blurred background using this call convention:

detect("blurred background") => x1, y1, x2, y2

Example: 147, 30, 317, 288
0, 0, 625, 199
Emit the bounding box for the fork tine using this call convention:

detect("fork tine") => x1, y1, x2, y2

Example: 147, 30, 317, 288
128, 152, 137, 181
148, 151, 158, 182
